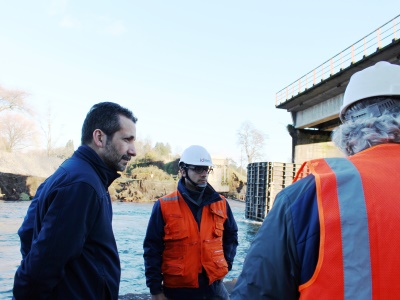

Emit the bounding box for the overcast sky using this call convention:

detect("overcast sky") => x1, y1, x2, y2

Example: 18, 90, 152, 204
1, 0, 398, 164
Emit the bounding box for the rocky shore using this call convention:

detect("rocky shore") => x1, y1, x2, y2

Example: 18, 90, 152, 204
0, 171, 173, 202
0, 172, 45, 200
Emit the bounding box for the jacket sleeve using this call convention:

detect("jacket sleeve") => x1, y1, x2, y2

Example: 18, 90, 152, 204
13, 183, 100, 299
230, 189, 301, 300
223, 201, 238, 271
143, 200, 165, 295
18, 195, 39, 259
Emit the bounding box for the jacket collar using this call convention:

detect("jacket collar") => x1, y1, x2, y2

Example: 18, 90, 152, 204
74, 145, 120, 187
177, 178, 221, 205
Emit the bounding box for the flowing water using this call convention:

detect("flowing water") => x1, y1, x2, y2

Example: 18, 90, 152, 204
0, 199, 261, 299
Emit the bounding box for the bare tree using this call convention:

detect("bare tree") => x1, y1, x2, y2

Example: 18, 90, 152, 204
237, 121, 267, 164
0, 84, 32, 114
0, 112, 38, 152
40, 106, 61, 156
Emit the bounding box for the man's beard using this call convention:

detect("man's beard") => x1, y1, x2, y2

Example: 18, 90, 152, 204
103, 141, 130, 172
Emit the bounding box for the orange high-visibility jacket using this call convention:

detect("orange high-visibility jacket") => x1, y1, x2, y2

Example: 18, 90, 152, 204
159, 190, 229, 288
299, 144, 400, 299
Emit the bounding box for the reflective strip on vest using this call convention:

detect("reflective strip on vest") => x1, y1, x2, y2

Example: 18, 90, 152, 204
299, 158, 372, 299
161, 196, 179, 201
325, 158, 372, 299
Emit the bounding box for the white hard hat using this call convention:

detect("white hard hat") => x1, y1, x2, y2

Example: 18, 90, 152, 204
179, 145, 213, 167
339, 61, 400, 122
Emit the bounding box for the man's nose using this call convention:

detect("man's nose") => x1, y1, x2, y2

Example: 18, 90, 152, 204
128, 143, 136, 157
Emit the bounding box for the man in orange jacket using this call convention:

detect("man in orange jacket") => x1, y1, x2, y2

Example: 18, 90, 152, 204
231, 61, 400, 299
144, 145, 238, 300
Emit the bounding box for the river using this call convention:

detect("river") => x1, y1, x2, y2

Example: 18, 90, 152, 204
0, 199, 261, 299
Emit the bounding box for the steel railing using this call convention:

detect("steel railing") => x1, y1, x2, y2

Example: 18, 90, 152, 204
275, 14, 400, 107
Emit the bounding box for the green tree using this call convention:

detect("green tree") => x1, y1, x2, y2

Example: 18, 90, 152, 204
164, 158, 180, 175
153, 142, 171, 159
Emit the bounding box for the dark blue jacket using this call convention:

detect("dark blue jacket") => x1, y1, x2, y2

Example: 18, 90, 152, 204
143, 178, 239, 300
13, 145, 121, 300
231, 174, 319, 300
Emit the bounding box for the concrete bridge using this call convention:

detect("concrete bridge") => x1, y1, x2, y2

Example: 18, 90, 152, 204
276, 14, 400, 163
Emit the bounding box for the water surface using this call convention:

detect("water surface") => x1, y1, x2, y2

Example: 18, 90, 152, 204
0, 200, 260, 298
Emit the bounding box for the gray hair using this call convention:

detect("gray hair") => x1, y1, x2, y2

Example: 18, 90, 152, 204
332, 108, 400, 156
341, 97, 400, 122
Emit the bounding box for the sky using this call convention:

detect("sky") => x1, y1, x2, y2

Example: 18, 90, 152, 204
0, 1, 398, 165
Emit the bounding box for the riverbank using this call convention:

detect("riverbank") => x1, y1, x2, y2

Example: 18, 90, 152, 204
118, 279, 237, 299
0, 150, 247, 202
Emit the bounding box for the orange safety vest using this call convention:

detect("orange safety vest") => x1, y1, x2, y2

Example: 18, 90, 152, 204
298, 144, 400, 299
159, 190, 229, 288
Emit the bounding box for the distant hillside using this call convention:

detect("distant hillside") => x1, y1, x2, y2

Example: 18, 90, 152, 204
0, 151, 64, 178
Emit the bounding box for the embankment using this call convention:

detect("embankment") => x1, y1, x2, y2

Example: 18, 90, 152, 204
0, 172, 45, 200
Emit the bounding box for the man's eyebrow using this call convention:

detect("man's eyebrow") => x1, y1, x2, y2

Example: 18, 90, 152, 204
125, 135, 136, 141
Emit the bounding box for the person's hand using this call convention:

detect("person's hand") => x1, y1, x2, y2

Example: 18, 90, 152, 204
151, 292, 167, 300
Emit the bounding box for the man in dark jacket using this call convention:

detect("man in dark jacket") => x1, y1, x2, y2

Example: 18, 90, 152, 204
143, 145, 238, 300
13, 102, 138, 300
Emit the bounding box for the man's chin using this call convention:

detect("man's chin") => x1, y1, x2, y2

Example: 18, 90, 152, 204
117, 164, 127, 172
119, 159, 129, 168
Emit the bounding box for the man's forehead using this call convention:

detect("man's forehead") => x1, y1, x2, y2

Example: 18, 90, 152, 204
116, 121, 136, 137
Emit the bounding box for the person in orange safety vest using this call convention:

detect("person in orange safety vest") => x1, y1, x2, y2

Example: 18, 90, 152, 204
144, 145, 238, 300
231, 61, 400, 299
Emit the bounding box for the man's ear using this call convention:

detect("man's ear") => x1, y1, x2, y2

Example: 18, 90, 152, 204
180, 168, 186, 178
93, 129, 104, 147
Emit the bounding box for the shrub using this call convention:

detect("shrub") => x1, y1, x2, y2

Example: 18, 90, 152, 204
19, 192, 31, 201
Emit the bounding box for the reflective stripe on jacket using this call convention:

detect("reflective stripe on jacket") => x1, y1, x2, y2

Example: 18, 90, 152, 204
299, 144, 400, 299
159, 190, 229, 288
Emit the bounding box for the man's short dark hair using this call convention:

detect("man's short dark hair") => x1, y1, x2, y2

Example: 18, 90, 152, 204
81, 102, 138, 145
